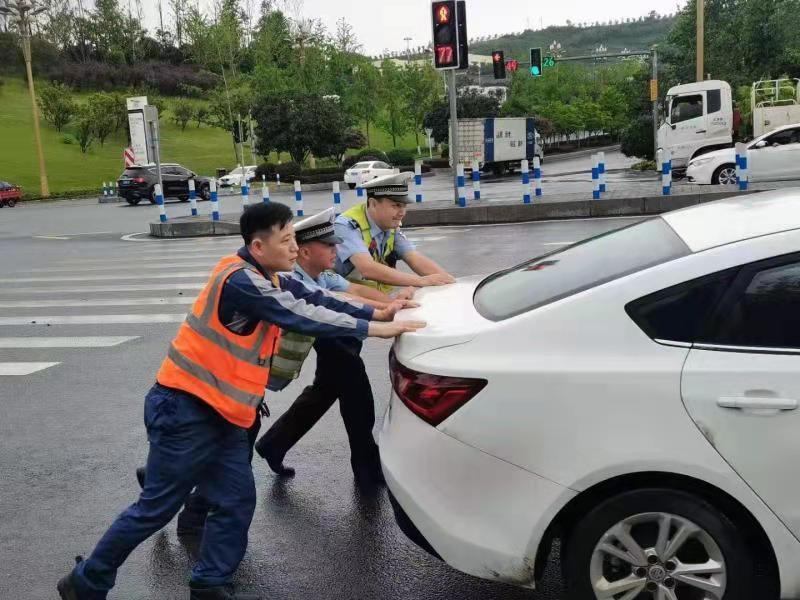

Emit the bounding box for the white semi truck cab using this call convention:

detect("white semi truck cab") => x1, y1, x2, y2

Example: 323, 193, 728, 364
657, 80, 733, 173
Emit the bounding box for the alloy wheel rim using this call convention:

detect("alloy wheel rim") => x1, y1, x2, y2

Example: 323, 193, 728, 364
590, 512, 726, 600
718, 167, 737, 185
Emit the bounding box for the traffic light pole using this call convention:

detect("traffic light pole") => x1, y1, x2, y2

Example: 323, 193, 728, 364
448, 69, 460, 205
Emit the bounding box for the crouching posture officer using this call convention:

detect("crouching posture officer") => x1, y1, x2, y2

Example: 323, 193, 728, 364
57, 203, 424, 600
255, 208, 416, 484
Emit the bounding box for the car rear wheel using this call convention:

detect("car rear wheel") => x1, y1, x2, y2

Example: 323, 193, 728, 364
6, 198, 16, 207
149, 188, 158, 205
348, 183, 356, 189
199, 184, 211, 201
563, 488, 757, 600
712, 164, 737, 185
126, 197, 141, 206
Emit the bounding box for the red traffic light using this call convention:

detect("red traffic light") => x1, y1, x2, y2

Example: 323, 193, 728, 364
493, 52, 502, 63
435, 4, 451, 24
506, 59, 519, 72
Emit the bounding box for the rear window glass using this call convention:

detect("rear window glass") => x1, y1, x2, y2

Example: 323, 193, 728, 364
123, 169, 145, 176
474, 218, 690, 321
352, 162, 373, 169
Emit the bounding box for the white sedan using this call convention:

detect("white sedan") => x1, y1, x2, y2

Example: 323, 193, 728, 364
687, 123, 800, 184
382, 190, 800, 599
344, 161, 395, 189
218, 165, 257, 188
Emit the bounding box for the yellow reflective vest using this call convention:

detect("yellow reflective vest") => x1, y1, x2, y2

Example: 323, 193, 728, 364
341, 203, 396, 294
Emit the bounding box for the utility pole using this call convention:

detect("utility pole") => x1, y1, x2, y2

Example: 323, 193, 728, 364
696, 0, 705, 82
448, 69, 459, 204
652, 46, 659, 164
404, 36, 412, 63
0, 0, 50, 197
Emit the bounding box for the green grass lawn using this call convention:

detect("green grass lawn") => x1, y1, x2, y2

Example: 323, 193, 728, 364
0, 76, 426, 195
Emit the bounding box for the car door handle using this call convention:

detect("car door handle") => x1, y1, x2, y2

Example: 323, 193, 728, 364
696, 130, 707, 134
717, 397, 798, 410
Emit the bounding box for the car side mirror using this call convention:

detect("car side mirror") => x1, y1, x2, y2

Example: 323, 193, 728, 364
670, 123, 677, 130
754, 141, 768, 149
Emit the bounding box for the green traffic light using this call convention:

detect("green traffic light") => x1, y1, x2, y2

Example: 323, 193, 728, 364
530, 66, 541, 76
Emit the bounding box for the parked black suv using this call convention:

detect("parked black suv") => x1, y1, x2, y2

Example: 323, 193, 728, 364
117, 163, 212, 206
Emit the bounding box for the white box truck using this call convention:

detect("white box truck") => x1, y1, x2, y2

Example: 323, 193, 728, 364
452, 117, 543, 176
658, 78, 800, 174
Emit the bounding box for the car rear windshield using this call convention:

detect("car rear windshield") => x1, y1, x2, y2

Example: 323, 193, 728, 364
474, 218, 690, 321
122, 168, 146, 177
352, 162, 373, 169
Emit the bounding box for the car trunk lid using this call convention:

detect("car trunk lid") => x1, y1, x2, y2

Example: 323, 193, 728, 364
394, 275, 493, 360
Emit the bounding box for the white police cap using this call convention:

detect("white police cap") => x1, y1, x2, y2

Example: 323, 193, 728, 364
294, 208, 343, 244
362, 172, 413, 203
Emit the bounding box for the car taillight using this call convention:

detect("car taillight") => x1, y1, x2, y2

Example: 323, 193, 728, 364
389, 350, 486, 426
133, 177, 146, 184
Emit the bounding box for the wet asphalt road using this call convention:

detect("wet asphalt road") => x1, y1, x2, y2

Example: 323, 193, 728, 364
0, 206, 639, 599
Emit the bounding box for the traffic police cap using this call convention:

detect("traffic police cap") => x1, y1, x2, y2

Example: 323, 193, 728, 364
294, 208, 343, 245
362, 172, 413, 204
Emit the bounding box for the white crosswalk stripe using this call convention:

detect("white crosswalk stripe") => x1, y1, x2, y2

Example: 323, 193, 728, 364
0, 337, 138, 348
0, 362, 60, 376
0, 252, 201, 375
0, 314, 186, 325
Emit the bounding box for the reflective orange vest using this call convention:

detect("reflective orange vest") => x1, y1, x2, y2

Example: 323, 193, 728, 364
157, 255, 282, 428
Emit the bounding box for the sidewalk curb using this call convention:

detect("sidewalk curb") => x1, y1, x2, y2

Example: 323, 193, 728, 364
149, 189, 761, 238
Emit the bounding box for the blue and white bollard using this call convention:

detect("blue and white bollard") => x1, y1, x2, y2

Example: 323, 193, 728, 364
735, 145, 742, 184
154, 183, 167, 223
457, 164, 467, 208
294, 180, 304, 217
333, 181, 342, 216
276, 173, 281, 189
592, 155, 601, 200
101, 182, 108, 197
188, 179, 198, 216
356, 182, 365, 198
241, 179, 250, 210
737, 142, 749, 191
414, 160, 423, 203
210, 179, 220, 222
598, 151, 607, 194
521, 159, 531, 204
472, 160, 481, 201
262, 176, 270, 204
662, 150, 673, 196
533, 156, 543, 198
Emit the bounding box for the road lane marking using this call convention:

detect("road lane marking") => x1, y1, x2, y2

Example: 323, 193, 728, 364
0, 283, 205, 295
0, 362, 60, 376
33, 236, 70, 240
0, 298, 194, 308
25, 262, 216, 273
0, 272, 209, 283
0, 314, 186, 325
542, 242, 576, 246
0, 336, 139, 348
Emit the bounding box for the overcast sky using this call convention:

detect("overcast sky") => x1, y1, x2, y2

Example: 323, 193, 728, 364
141, 0, 688, 56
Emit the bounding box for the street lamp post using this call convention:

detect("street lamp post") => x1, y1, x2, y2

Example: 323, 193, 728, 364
404, 36, 412, 63
1, 0, 50, 198
696, 0, 705, 81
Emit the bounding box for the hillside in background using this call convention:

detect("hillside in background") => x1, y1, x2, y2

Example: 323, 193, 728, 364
469, 16, 677, 60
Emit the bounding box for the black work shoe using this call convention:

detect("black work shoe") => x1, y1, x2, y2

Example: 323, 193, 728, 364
189, 582, 262, 599
136, 466, 146, 489
176, 508, 207, 537
352, 460, 386, 487
56, 556, 84, 600
254, 440, 295, 478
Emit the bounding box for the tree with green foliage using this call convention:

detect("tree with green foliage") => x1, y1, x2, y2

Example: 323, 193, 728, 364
349, 61, 381, 146
378, 59, 409, 148
253, 92, 348, 163
37, 82, 76, 133
172, 98, 194, 131
194, 105, 210, 128
74, 106, 95, 154
423, 89, 502, 143
87, 93, 118, 147
402, 64, 441, 146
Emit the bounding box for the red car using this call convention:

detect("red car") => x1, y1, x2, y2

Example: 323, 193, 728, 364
0, 181, 21, 207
